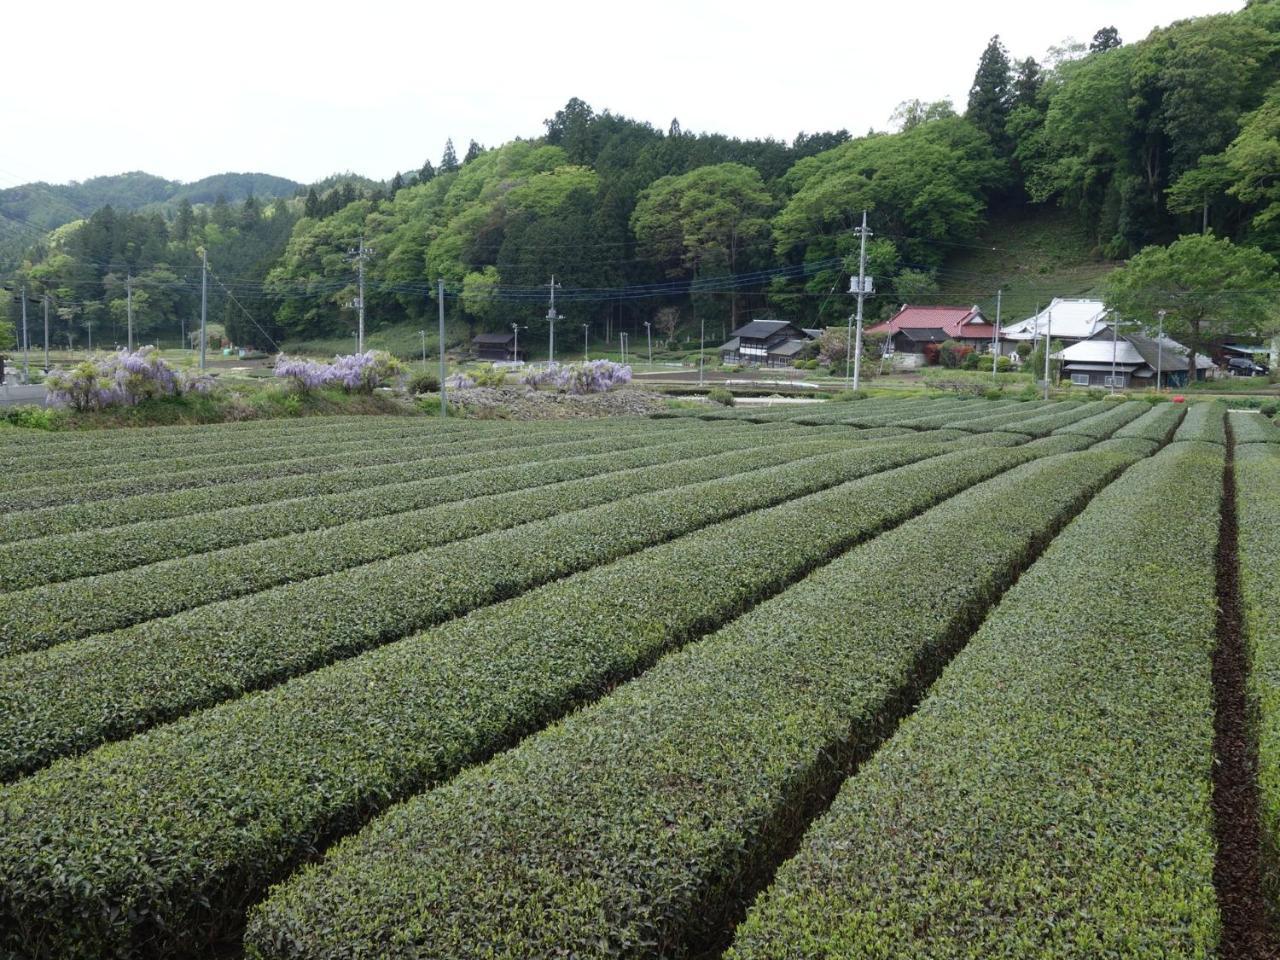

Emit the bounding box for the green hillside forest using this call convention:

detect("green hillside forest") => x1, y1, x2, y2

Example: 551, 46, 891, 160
5, 0, 1280, 356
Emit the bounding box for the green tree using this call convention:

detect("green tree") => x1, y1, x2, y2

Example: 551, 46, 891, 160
174, 198, 195, 243
1090, 27, 1122, 53
460, 265, 500, 335
631, 163, 774, 328
463, 140, 484, 164
1104, 233, 1279, 383
967, 36, 1014, 154
890, 99, 956, 132
440, 139, 460, 173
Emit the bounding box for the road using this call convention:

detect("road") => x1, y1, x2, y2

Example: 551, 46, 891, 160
0, 384, 47, 407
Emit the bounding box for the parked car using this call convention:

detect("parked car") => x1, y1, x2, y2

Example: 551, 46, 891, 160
1227, 356, 1269, 377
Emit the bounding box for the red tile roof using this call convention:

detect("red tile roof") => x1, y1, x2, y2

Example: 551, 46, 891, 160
867, 305, 995, 341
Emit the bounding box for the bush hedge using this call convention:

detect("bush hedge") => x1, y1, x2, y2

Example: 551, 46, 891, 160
1235, 443, 1280, 918
0, 424, 611, 513
1172, 400, 1227, 444
0, 423, 785, 594
1233, 412, 1280, 445
729, 441, 1224, 959
0, 434, 856, 649
1113, 402, 1186, 442
0, 419, 729, 544
1052, 400, 1147, 438
0, 418, 479, 493
0, 442, 1056, 960
244, 447, 1145, 959
0, 432, 972, 780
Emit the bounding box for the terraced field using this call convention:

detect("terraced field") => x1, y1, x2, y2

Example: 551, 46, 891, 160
1, 396, 1276, 959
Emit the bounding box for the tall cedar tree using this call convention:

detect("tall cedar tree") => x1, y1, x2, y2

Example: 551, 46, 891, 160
464, 140, 484, 163
418, 159, 436, 183
440, 139, 460, 173
1012, 58, 1043, 109
967, 36, 1014, 155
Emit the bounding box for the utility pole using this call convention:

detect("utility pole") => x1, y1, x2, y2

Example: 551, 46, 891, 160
347, 237, 373, 353
644, 321, 652, 365
582, 323, 589, 361
42, 294, 49, 372
1156, 309, 1166, 390
419, 329, 427, 369
200, 248, 208, 372
1110, 317, 1120, 394
620, 331, 628, 365
20, 285, 29, 382
512, 322, 522, 364
699, 317, 705, 386
847, 211, 872, 389
126, 274, 134, 352
545, 275, 561, 364
991, 288, 1002, 378
86, 315, 92, 353
437, 279, 447, 418
1042, 306, 1053, 401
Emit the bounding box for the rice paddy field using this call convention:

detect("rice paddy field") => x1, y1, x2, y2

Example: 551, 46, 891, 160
2, 395, 1280, 959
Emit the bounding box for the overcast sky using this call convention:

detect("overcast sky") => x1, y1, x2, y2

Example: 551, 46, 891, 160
0, 0, 1246, 188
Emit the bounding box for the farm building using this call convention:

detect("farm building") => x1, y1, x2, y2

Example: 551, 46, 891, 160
472, 332, 526, 363
1000, 298, 1111, 346
1053, 327, 1215, 388
720, 320, 819, 367
867, 305, 998, 366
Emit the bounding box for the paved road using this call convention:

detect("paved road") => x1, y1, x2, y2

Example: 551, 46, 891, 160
0, 384, 47, 407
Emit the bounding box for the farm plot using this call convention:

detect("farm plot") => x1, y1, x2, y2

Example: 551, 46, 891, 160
0, 396, 1264, 960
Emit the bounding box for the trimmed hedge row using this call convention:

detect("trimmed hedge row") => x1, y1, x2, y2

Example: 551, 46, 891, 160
0, 418, 562, 492
1052, 400, 1147, 438
892, 399, 1027, 430
244, 446, 1146, 959
794, 399, 955, 427
0, 442, 1058, 960
0, 433, 977, 781
0, 413, 444, 457
996, 400, 1115, 437
0, 434, 860, 649
1173, 400, 1227, 444
1235, 443, 1280, 917
1233, 411, 1280, 445
0, 426, 797, 594
0, 420, 782, 544
728, 440, 1225, 960
0, 419, 711, 513
1113, 401, 1186, 441
945, 399, 1077, 433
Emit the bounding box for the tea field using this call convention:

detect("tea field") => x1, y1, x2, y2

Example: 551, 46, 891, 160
2, 396, 1279, 959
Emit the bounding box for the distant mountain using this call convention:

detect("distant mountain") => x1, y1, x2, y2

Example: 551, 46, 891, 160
0, 171, 303, 260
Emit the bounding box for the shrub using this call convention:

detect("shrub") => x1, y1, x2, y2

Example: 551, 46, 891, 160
960, 349, 982, 370
406, 370, 439, 395
471, 364, 508, 387
46, 347, 211, 411
707, 386, 735, 406
273, 351, 402, 393
1261, 400, 1278, 418
521, 360, 631, 394
995, 355, 1014, 373
1, 406, 60, 430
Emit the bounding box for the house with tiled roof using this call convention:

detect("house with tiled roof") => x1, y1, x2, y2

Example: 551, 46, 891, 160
866, 305, 998, 366
1054, 327, 1215, 388
720, 320, 816, 368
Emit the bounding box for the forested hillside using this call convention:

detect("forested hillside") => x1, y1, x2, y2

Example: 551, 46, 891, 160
5, 0, 1280, 355
0, 172, 301, 262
